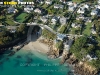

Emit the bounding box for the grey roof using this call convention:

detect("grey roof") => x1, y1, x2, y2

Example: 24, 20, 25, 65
7, 7, 15, 13
52, 16, 58, 20
60, 17, 67, 24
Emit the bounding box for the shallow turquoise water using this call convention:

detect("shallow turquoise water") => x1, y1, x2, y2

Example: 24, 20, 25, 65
0, 49, 71, 75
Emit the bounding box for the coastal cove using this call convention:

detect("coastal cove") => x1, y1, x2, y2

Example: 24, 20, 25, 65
0, 48, 71, 75
0, 0, 100, 75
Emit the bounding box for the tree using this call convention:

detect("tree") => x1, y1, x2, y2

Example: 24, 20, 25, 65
55, 41, 63, 50
87, 44, 95, 53
70, 36, 87, 60
96, 50, 100, 59
16, 24, 27, 37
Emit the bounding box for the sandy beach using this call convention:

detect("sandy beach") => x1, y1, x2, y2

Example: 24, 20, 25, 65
22, 34, 49, 54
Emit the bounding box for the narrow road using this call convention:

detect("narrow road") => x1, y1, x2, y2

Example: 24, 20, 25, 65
64, 2, 83, 33
27, 23, 56, 34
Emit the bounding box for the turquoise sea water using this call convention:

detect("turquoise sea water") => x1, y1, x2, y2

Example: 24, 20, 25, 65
0, 49, 71, 75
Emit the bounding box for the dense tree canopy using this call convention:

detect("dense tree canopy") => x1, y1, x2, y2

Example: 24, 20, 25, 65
70, 36, 88, 60
0, 24, 27, 45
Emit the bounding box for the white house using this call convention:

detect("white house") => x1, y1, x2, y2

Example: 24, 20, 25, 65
98, 0, 100, 4
7, 26, 17, 33
45, 0, 52, 5
68, 6, 75, 11
83, 4, 89, 9
34, 8, 41, 14
37, 0, 44, 4
84, 17, 92, 23
91, 9, 98, 16
40, 16, 48, 23
71, 23, 76, 28
67, 1, 73, 6
95, 5, 100, 9
86, 54, 97, 61
97, 5, 100, 9
24, 5, 34, 13
60, 0, 66, 4
60, 17, 67, 25
54, 4, 64, 9
91, 24, 96, 34
64, 39, 73, 51
59, 5, 64, 9
91, 28, 96, 34
7, 7, 17, 13
77, 7, 85, 14
54, 4, 59, 9
57, 33, 66, 41
76, 14, 84, 20
51, 16, 59, 24
71, 23, 82, 28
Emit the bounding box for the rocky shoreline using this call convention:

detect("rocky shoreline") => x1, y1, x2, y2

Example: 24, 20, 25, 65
0, 37, 99, 75
63, 53, 99, 75
34, 38, 100, 75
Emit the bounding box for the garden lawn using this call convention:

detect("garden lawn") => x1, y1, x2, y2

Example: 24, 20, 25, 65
5, 19, 16, 26
58, 25, 67, 33
83, 22, 92, 36
15, 12, 28, 23
72, 0, 85, 3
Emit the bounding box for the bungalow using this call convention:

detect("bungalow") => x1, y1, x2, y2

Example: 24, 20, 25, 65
40, 16, 48, 23
91, 9, 99, 16
60, 17, 67, 25
7, 26, 17, 33
97, 9, 100, 17
57, 33, 66, 41
63, 38, 73, 51
51, 16, 59, 24
67, 1, 73, 6
77, 7, 85, 14
68, 6, 75, 11
83, 4, 89, 9
54, 4, 64, 9
91, 24, 96, 34
7, 7, 17, 13
91, 28, 96, 34
95, 5, 100, 9
98, 0, 100, 4
76, 14, 84, 20
59, 5, 64, 9
60, 0, 66, 4
86, 54, 97, 61
84, 17, 92, 22
24, 5, 34, 13
34, 8, 41, 14
45, 0, 52, 5
37, 0, 44, 4
71, 23, 82, 28
0, 25, 5, 32
54, 4, 59, 9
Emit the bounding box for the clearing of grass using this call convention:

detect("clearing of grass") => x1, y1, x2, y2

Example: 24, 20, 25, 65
58, 25, 67, 33
72, 0, 85, 3
15, 12, 28, 23
5, 19, 16, 26
83, 22, 92, 36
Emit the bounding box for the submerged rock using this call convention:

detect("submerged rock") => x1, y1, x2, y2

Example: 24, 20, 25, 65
26, 58, 33, 64
48, 55, 56, 59
6, 58, 9, 61
8, 51, 15, 56
0, 62, 3, 65
16, 56, 21, 58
